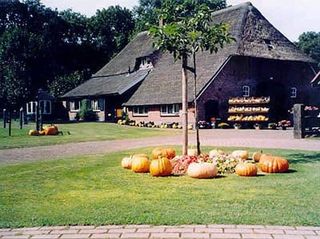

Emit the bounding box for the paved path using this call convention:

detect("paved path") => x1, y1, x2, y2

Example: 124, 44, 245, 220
1, 225, 320, 239
1, 129, 320, 164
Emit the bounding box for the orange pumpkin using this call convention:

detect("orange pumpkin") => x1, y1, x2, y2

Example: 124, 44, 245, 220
231, 150, 249, 161
28, 130, 39, 136
152, 147, 176, 159
151, 147, 166, 159
235, 163, 258, 177
187, 162, 217, 179
259, 154, 289, 173
121, 156, 133, 169
164, 148, 176, 159
44, 125, 58, 135
131, 154, 150, 173
150, 157, 172, 177
252, 152, 262, 162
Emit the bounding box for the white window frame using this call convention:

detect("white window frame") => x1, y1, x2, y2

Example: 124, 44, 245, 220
39, 100, 52, 115
26, 101, 37, 115
91, 98, 105, 112
243, 86, 250, 97
70, 100, 80, 112
160, 104, 180, 116
139, 57, 153, 69
133, 106, 148, 116
290, 87, 297, 98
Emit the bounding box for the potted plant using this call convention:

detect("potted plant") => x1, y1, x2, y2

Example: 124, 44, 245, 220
233, 123, 241, 130
254, 123, 261, 130
278, 120, 291, 130
268, 123, 277, 130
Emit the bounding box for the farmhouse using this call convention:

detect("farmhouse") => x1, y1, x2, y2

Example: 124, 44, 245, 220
61, 2, 318, 125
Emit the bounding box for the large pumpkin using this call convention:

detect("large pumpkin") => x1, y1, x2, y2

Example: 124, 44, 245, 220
252, 152, 262, 162
187, 162, 218, 179
121, 156, 132, 169
231, 150, 249, 161
259, 154, 289, 173
131, 154, 150, 173
28, 130, 39, 136
164, 148, 176, 159
235, 163, 257, 177
44, 125, 58, 135
152, 147, 176, 160
152, 147, 166, 159
150, 157, 172, 177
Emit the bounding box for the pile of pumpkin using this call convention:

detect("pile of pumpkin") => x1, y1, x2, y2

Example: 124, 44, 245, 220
28, 125, 59, 136
121, 147, 289, 179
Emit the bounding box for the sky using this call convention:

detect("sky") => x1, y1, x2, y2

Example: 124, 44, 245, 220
41, 0, 320, 42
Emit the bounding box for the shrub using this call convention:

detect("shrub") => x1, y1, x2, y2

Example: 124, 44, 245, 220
78, 99, 98, 122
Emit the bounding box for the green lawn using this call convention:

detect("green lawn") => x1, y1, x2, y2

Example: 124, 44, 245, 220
0, 146, 319, 228
0, 121, 175, 149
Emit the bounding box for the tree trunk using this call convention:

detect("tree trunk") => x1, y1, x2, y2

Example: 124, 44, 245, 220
182, 54, 188, 155
193, 52, 200, 155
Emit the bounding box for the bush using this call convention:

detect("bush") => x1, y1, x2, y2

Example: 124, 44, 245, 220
78, 100, 98, 122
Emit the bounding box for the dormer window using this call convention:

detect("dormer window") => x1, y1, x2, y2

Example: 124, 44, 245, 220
138, 57, 153, 70
264, 39, 274, 50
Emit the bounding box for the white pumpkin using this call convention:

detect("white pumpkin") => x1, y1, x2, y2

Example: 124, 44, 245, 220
231, 150, 249, 161
209, 149, 225, 159
187, 162, 218, 179
121, 156, 133, 169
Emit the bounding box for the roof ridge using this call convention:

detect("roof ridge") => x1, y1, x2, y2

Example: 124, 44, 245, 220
212, 2, 252, 17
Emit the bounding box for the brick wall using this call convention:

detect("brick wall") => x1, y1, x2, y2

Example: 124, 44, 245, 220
128, 105, 195, 125
197, 56, 316, 122
129, 56, 316, 125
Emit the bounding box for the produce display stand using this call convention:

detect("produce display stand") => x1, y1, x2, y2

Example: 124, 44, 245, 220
227, 97, 270, 128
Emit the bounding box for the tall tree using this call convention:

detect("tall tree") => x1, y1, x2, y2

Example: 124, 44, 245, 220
297, 32, 320, 67
149, 0, 232, 155
134, 0, 226, 32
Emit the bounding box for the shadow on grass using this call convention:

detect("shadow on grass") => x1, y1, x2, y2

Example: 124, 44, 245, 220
288, 153, 320, 164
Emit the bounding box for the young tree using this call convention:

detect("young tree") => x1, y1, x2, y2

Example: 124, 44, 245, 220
297, 32, 320, 67
149, 0, 232, 155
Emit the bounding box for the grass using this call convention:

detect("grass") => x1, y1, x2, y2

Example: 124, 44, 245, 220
0, 146, 319, 228
0, 121, 175, 149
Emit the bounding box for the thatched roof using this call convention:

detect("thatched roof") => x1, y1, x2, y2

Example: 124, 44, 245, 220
124, 2, 315, 106
61, 70, 150, 99
62, 2, 315, 102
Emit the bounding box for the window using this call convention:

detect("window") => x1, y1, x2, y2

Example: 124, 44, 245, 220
39, 100, 52, 114
290, 87, 297, 98
133, 106, 148, 116
139, 57, 153, 69
160, 104, 180, 116
70, 100, 80, 112
91, 99, 105, 111
243, 86, 250, 97
26, 101, 36, 115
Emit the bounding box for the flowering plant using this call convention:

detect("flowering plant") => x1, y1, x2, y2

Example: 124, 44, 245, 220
278, 120, 291, 127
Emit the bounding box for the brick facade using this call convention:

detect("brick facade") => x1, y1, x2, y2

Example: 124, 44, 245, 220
128, 56, 317, 125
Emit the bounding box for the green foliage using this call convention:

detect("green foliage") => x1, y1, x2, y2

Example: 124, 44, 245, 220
0, 1, 135, 110
149, 0, 233, 60
297, 31, 320, 66
134, 0, 226, 32
77, 100, 98, 122
48, 71, 88, 97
